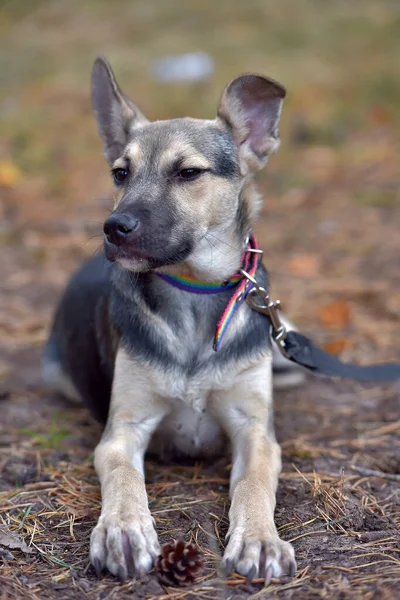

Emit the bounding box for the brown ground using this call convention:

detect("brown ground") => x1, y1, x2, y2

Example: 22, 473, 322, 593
1, 1, 399, 599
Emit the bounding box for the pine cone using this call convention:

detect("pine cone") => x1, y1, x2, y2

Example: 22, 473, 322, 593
155, 539, 204, 586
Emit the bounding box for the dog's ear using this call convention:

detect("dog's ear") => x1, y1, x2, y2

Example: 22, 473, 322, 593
91, 56, 149, 163
217, 74, 286, 174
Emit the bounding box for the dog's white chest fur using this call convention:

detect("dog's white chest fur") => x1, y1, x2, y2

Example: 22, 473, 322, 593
152, 404, 224, 458
183, 388, 207, 413
157, 367, 215, 409
147, 362, 236, 457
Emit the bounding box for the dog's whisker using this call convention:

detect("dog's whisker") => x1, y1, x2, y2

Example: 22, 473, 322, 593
201, 235, 215, 265
206, 232, 243, 253
91, 243, 104, 256
204, 234, 232, 259
85, 234, 103, 244
204, 234, 224, 254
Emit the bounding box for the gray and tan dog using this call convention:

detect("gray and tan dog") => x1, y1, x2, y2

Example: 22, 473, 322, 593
42, 57, 302, 583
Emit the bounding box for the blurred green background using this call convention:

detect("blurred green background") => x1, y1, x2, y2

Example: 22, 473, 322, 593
1, 0, 399, 208
0, 0, 399, 354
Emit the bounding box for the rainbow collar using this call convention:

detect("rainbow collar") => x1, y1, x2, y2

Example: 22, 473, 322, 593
155, 234, 261, 351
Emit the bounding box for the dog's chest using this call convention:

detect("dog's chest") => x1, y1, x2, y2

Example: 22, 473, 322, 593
114, 272, 270, 408
153, 360, 225, 411
152, 302, 249, 408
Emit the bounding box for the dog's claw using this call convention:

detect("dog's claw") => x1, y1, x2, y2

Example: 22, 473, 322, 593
93, 558, 102, 579
90, 511, 160, 581
224, 559, 234, 577
117, 566, 127, 583
289, 560, 297, 578
247, 565, 257, 583
127, 565, 136, 580
264, 565, 273, 586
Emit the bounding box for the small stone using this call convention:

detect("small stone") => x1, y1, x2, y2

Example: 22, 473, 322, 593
145, 579, 164, 595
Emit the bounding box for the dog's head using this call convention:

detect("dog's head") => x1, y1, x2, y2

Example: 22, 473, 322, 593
92, 56, 285, 278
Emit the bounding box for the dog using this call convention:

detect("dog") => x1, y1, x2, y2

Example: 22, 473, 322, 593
42, 56, 302, 583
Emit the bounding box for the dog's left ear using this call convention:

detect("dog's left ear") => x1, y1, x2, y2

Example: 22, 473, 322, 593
217, 74, 286, 174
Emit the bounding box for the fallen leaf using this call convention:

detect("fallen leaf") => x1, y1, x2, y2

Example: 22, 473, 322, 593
0, 160, 21, 187
319, 300, 351, 329
369, 104, 391, 125
287, 254, 321, 277
323, 339, 350, 355
0, 524, 33, 554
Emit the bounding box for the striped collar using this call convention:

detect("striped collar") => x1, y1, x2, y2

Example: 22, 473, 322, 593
155, 234, 261, 351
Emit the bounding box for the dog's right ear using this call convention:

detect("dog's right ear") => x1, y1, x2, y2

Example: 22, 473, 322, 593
91, 56, 148, 164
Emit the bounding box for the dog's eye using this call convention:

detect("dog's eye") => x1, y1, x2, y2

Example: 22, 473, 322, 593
112, 168, 129, 184
177, 168, 202, 181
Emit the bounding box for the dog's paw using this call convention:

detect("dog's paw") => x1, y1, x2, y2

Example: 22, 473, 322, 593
223, 530, 296, 584
90, 510, 160, 580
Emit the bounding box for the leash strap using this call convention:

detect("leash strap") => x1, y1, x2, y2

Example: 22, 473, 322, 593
284, 330, 400, 381
213, 235, 261, 351
156, 231, 400, 381
243, 277, 400, 382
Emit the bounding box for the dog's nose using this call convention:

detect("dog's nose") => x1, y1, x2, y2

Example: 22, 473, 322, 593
103, 214, 139, 246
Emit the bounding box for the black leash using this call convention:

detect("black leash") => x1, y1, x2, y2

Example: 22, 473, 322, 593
242, 273, 400, 382
284, 330, 400, 381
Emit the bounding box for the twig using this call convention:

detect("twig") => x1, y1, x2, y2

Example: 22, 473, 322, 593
351, 466, 400, 481
359, 530, 400, 543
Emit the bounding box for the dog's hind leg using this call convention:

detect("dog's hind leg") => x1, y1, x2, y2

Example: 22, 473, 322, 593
211, 355, 296, 582
41, 334, 81, 402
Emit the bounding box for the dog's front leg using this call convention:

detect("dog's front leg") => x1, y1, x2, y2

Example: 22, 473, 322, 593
212, 356, 296, 583
90, 349, 168, 580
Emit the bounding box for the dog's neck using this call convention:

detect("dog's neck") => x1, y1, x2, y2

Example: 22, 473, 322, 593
158, 181, 259, 283
159, 224, 247, 282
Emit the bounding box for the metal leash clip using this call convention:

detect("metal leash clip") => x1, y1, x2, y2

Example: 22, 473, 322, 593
240, 268, 289, 358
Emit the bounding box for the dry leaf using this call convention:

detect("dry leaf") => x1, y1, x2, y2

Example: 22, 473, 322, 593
288, 254, 321, 277
323, 339, 350, 355
319, 300, 351, 329
0, 160, 21, 187
369, 105, 391, 125
0, 524, 33, 554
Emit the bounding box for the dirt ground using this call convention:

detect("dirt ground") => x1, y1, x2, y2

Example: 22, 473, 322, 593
1, 1, 400, 599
